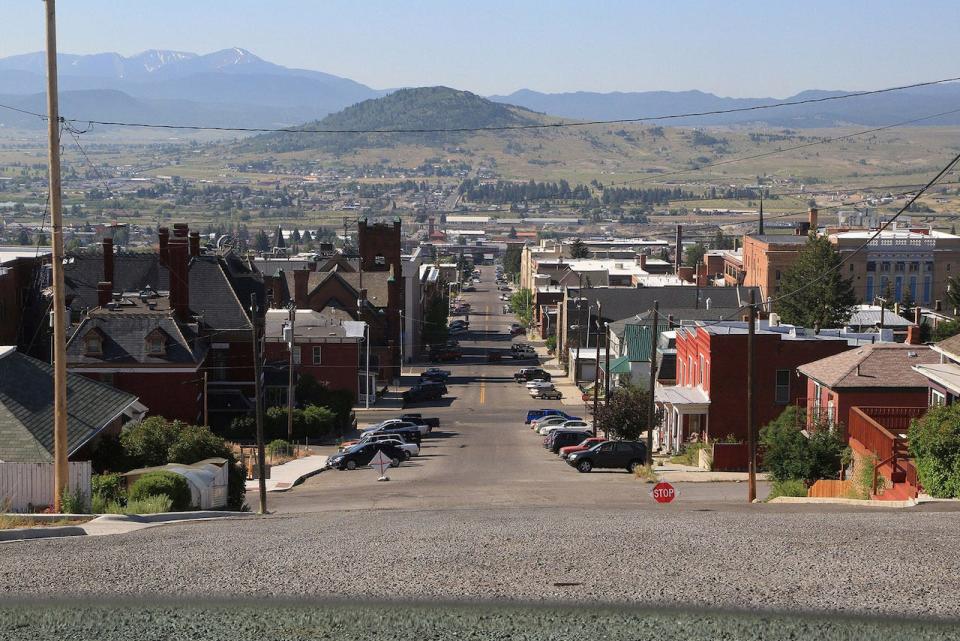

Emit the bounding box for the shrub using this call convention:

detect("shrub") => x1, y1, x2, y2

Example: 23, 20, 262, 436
124, 495, 173, 515
909, 404, 960, 498
846, 453, 885, 499
167, 424, 231, 464
545, 335, 557, 352
267, 439, 292, 457
91, 473, 126, 506
129, 471, 192, 511
760, 407, 844, 483
89, 435, 128, 473
120, 417, 184, 467
767, 479, 808, 499
59, 486, 89, 514
632, 464, 658, 483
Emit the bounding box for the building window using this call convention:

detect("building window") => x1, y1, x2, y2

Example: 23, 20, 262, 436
923, 275, 932, 304
880, 262, 890, 272
699, 355, 705, 386
146, 336, 165, 356
375, 254, 386, 266
895, 276, 903, 301
909, 261, 920, 273
909, 276, 917, 301
865, 275, 874, 302
866, 261, 876, 272
895, 261, 905, 273
931, 389, 946, 407
812, 382, 822, 420
312, 346, 322, 365
83, 333, 102, 356
775, 369, 790, 404
775, 270, 781, 281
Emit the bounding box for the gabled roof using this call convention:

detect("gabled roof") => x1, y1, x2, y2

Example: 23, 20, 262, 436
283, 269, 391, 309
0, 348, 140, 463
797, 343, 937, 389
933, 333, 960, 362
570, 286, 758, 325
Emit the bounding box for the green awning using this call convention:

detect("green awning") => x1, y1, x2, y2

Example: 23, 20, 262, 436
601, 355, 632, 374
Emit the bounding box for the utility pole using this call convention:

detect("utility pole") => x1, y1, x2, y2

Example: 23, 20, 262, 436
747, 289, 757, 503
592, 301, 602, 437
646, 301, 659, 465
251, 294, 267, 514
286, 304, 296, 441
44, 0, 69, 512
203, 371, 209, 426
603, 321, 611, 411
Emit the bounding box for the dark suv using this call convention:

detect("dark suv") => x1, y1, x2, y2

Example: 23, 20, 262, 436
566, 441, 648, 473
549, 430, 593, 454
514, 368, 551, 383
403, 381, 447, 404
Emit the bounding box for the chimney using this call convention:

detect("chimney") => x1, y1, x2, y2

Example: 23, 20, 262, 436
102, 237, 114, 286
906, 325, 922, 345
638, 254, 648, 270
293, 268, 309, 307
808, 207, 819, 235
158, 227, 170, 267
935, 300, 942, 312
189, 231, 201, 258
173, 222, 189, 238
675, 225, 683, 274
168, 237, 190, 320
97, 281, 112, 307
428, 216, 435, 236
914, 306, 922, 325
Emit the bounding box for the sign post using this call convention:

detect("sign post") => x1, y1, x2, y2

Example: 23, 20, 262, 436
650, 481, 677, 504
370, 449, 392, 481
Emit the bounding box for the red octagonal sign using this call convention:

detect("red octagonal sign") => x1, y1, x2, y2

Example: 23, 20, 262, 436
651, 481, 676, 503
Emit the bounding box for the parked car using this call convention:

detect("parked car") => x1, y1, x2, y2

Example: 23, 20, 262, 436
525, 380, 553, 390
531, 388, 562, 400
399, 413, 440, 429
531, 415, 574, 431
548, 430, 594, 454
514, 368, 551, 383
538, 419, 590, 435
525, 409, 579, 424
327, 442, 406, 470
510, 326, 527, 336
449, 326, 467, 336
419, 368, 451, 382
566, 441, 648, 473
350, 434, 419, 459
559, 437, 606, 458
462, 285, 476, 292
487, 351, 503, 362
430, 347, 462, 362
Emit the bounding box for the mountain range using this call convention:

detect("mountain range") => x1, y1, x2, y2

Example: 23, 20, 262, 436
2, 48, 960, 132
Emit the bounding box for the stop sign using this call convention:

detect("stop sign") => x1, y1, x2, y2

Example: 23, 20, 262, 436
651, 481, 676, 503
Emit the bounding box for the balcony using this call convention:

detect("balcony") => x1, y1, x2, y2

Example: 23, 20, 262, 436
848, 406, 926, 498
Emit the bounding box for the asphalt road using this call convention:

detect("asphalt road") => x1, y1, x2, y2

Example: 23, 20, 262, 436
4, 269, 960, 627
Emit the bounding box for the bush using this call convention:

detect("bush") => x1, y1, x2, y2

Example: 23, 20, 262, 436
167, 424, 231, 464
267, 439, 292, 457
760, 407, 844, 483
59, 486, 89, 514
91, 473, 126, 506
129, 471, 192, 511
909, 405, 960, 498
767, 479, 808, 499
89, 435, 128, 473
632, 464, 658, 483
98, 495, 173, 515
120, 417, 185, 468
545, 335, 557, 353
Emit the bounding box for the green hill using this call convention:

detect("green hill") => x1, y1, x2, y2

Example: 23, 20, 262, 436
246, 86, 543, 153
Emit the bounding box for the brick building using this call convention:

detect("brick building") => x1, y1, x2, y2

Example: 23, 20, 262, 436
0, 246, 51, 357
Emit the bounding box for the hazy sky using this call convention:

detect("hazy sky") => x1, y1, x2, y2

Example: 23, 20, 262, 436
4, 0, 959, 97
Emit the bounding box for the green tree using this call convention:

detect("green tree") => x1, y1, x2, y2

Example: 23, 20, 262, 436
509, 288, 534, 326
593, 385, 652, 441
508, 226, 518, 239
900, 288, 916, 321
774, 235, 856, 332
683, 241, 706, 267
909, 404, 960, 498
16, 229, 30, 245
569, 238, 591, 258
254, 229, 270, 252
933, 319, 960, 341
503, 244, 522, 276
759, 407, 845, 483
946, 274, 960, 313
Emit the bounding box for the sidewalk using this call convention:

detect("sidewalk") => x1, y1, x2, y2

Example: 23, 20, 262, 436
653, 460, 770, 483
245, 454, 328, 492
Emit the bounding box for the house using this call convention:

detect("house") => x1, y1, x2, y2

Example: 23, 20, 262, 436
263, 309, 365, 403
912, 333, 960, 406
655, 320, 876, 460
0, 345, 145, 464
797, 338, 935, 434
61, 226, 264, 428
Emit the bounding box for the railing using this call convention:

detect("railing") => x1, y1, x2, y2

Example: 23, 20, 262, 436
848, 406, 925, 496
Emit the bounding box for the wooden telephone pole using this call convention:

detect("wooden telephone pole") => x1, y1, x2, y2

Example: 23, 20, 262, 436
747, 289, 757, 502
44, 0, 69, 511
646, 301, 659, 465
592, 302, 602, 436
286, 304, 296, 440
251, 294, 267, 514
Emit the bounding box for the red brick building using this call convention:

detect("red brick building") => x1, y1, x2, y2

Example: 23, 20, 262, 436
0, 246, 51, 357
656, 321, 857, 455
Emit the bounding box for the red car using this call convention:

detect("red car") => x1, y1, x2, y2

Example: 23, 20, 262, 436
559, 437, 606, 458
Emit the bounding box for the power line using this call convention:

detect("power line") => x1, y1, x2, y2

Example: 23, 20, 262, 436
3, 75, 960, 135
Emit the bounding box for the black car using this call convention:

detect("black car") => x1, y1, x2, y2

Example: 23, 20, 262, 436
400, 413, 440, 429
566, 440, 647, 473
377, 426, 422, 445
549, 430, 593, 454
514, 368, 551, 382
327, 442, 405, 470
403, 382, 447, 404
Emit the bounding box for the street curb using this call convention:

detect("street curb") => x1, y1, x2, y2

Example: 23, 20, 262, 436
768, 496, 918, 507
0, 511, 253, 543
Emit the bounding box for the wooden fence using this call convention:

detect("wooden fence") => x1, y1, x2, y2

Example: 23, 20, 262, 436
0, 462, 91, 513
807, 479, 852, 498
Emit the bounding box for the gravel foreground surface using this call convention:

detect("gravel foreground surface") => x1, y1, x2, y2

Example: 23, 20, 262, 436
1, 601, 958, 641
2, 506, 960, 620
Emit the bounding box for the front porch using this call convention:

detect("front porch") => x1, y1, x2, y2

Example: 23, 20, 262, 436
655, 384, 710, 454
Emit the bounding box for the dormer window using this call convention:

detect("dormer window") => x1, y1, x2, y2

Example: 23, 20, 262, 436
145, 329, 166, 357
83, 332, 103, 356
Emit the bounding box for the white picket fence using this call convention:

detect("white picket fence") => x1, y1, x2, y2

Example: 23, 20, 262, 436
0, 462, 92, 513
